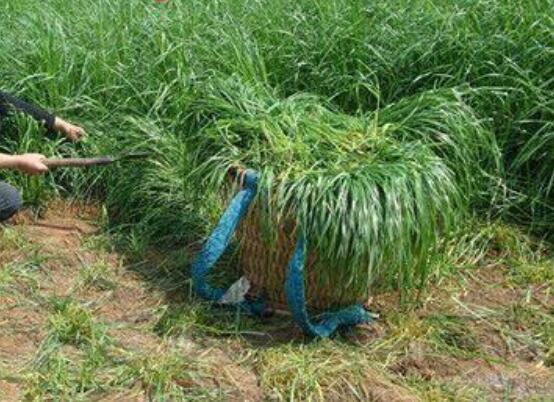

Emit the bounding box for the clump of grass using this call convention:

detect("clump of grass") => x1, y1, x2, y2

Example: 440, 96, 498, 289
47, 297, 107, 347
81, 233, 113, 254
27, 298, 114, 400
76, 261, 117, 291
25, 352, 77, 401
154, 302, 263, 337
0, 227, 27, 250
432, 220, 546, 273
0, 231, 48, 298
25, 346, 112, 401
509, 260, 554, 289
120, 351, 222, 401
90, 121, 217, 247
503, 303, 554, 366
409, 379, 484, 402
257, 341, 414, 401
425, 314, 481, 357
154, 304, 213, 337
458, 222, 554, 292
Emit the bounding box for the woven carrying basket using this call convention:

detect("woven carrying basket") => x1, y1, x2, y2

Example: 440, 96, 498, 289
236, 204, 368, 311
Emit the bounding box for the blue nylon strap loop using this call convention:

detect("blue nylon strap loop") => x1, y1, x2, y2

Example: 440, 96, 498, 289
191, 170, 266, 315
284, 235, 372, 337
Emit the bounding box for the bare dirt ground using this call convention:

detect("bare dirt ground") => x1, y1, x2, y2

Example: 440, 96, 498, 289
0, 202, 552, 401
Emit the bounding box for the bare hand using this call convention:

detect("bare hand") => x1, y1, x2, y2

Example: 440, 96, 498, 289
13, 154, 49, 175
53, 117, 86, 141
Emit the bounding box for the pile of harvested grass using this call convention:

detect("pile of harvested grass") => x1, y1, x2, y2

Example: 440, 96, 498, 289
184, 77, 497, 299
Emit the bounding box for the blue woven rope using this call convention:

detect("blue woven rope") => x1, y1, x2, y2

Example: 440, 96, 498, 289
284, 235, 372, 337
191, 170, 265, 315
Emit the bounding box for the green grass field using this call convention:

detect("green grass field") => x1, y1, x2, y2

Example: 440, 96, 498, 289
0, 0, 553, 400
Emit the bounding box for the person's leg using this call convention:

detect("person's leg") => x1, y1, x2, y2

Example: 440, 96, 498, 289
0, 182, 22, 222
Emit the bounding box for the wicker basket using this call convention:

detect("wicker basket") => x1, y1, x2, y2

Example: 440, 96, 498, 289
190, 169, 372, 336
236, 204, 368, 311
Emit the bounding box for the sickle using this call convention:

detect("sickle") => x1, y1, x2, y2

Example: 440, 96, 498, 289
43, 151, 149, 168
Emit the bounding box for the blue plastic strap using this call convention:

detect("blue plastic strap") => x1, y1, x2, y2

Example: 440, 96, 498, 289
191, 170, 266, 315
284, 235, 372, 337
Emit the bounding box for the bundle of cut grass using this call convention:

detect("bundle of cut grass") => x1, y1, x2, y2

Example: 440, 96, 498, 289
187, 78, 494, 308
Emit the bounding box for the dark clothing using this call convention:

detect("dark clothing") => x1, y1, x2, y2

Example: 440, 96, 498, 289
0, 91, 51, 221
0, 182, 22, 222
0, 91, 55, 131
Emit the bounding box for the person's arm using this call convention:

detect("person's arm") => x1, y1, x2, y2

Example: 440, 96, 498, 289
0, 153, 49, 175
0, 91, 85, 141
0, 91, 55, 131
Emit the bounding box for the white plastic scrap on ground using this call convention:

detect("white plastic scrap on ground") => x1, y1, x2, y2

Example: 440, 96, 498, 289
218, 276, 251, 304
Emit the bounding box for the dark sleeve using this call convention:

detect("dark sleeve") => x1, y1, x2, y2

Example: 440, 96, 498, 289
0, 91, 56, 131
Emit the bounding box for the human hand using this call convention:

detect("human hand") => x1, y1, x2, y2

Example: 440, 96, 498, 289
12, 153, 49, 175
53, 117, 86, 141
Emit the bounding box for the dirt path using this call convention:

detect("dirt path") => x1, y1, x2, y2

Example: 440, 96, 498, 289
0, 202, 552, 401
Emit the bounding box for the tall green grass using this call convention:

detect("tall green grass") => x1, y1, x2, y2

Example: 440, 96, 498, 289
185, 76, 498, 291
0, 0, 552, 292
